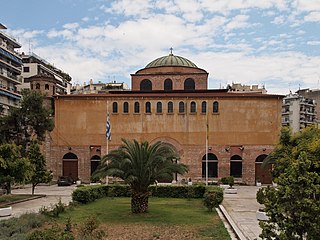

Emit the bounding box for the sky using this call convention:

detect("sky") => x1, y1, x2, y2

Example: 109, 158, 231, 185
1, 0, 320, 94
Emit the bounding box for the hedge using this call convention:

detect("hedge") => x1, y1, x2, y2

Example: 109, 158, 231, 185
72, 184, 216, 204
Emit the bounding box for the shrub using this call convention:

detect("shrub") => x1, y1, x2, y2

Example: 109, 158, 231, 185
220, 177, 229, 185
72, 185, 131, 204
226, 176, 234, 188
0, 213, 46, 239
203, 187, 224, 212
78, 216, 106, 240
149, 185, 206, 198
220, 176, 234, 187
39, 199, 66, 218
256, 187, 267, 205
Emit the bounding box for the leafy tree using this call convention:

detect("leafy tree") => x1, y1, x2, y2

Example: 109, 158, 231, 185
28, 141, 53, 195
93, 139, 188, 213
259, 127, 320, 239
0, 144, 33, 194
0, 89, 54, 154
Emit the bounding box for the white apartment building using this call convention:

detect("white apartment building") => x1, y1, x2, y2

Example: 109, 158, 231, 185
0, 24, 22, 115
282, 93, 317, 133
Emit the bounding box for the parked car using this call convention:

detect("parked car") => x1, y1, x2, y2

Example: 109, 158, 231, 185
57, 176, 73, 186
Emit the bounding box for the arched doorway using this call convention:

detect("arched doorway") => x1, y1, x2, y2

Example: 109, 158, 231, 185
230, 155, 242, 178
255, 154, 272, 184
202, 153, 218, 178
62, 152, 78, 182
91, 155, 101, 176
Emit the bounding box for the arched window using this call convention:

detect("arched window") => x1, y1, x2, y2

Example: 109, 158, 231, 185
134, 102, 140, 113
201, 101, 206, 113
184, 78, 195, 90
145, 102, 151, 113
112, 102, 118, 113
36, 83, 40, 89
123, 102, 129, 113
230, 155, 242, 178
213, 101, 219, 113
164, 79, 173, 91
140, 79, 152, 91
156, 102, 162, 113
190, 101, 196, 113
179, 101, 185, 113
45, 84, 49, 90
168, 101, 173, 113
202, 153, 218, 178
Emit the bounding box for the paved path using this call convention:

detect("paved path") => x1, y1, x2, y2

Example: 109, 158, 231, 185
0, 185, 76, 220
222, 186, 263, 240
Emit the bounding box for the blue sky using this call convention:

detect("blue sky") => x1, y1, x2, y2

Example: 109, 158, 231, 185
1, 0, 320, 94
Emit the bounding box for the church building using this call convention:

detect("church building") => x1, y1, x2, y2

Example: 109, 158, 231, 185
46, 52, 283, 185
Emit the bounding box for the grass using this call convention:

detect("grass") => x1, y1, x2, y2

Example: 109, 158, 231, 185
58, 197, 231, 239
0, 194, 40, 207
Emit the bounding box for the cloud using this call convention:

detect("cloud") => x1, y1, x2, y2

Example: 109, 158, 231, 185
63, 22, 80, 29
272, 16, 285, 24
304, 11, 320, 22
307, 41, 320, 45
224, 15, 250, 32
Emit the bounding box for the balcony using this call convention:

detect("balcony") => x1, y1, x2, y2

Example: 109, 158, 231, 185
0, 70, 22, 83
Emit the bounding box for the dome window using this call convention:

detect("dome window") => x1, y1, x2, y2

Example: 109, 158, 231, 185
140, 79, 152, 91
184, 78, 195, 90
164, 79, 173, 91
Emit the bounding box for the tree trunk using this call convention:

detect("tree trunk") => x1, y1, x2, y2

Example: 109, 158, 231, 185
131, 191, 149, 213
32, 183, 36, 195
5, 182, 11, 195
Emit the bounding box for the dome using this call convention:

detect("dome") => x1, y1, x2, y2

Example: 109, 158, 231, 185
145, 53, 198, 68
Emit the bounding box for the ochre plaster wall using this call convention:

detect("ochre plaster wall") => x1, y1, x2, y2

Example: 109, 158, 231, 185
47, 95, 282, 184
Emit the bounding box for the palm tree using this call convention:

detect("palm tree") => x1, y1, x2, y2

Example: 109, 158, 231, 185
93, 139, 188, 213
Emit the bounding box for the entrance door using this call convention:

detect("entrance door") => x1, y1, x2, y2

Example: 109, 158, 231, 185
62, 152, 78, 182
63, 160, 78, 182
255, 155, 272, 184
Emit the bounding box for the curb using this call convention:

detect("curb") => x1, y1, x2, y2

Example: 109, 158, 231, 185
0, 194, 46, 208
219, 204, 247, 240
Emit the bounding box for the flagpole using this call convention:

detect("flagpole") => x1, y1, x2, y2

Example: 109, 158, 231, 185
106, 109, 110, 185
206, 100, 208, 186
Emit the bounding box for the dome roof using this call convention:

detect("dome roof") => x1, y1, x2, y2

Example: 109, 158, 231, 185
145, 53, 198, 68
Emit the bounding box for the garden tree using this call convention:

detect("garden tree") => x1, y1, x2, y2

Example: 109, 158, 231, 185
28, 141, 53, 195
0, 89, 54, 155
0, 144, 33, 194
259, 127, 320, 239
93, 139, 188, 213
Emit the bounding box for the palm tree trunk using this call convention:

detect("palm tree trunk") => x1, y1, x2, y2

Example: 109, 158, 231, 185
131, 191, 149, 213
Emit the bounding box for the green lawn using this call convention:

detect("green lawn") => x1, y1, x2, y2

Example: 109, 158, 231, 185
0, 194, 41, 207
59, 197, 231, 239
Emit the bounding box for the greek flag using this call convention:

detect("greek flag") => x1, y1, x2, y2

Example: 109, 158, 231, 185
106, 113, 111, 141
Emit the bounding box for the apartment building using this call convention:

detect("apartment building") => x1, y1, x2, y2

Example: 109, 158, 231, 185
282, 93, 317, 133
71, 79, 129, 94
0, 24, 22, 115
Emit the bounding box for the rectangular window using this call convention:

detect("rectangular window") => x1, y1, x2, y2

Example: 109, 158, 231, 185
23, 67, 30, 72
